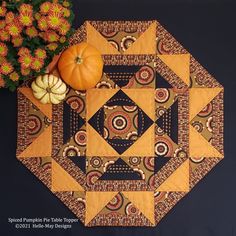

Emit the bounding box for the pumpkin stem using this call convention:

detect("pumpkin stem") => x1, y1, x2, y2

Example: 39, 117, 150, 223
75, 56, 83, 64
46, 87, 51, 93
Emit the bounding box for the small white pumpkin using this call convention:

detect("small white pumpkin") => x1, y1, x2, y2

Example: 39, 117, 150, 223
31, 74, 67, 104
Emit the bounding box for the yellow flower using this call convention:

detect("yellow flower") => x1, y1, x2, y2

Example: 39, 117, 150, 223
6, 12, 15, 24
26, 26, 38, 38
9, 71, 19, 81
62, 1, 70, 8
40, 2, 51, 15
37, 16, 48, 31
59, 36, 66, 43
63, 8, 70, 18
45, 31, 59, 42
0, 42, 8, 57
31, 58, 44, 71
19, 4, 33, 15
19, 12, 33, 27
18, 54, 33, 69
0, 75, 5, 88
47, 12, 62, 29
0, 62, 13, 75
58, 19, 70, 35
21, 67, 31, 76
35, 48, 47, 60
0, 6, 6, 17
0, 20, 6, 29
12, 36, 23, 47
0, 29, 10, 42
6, 22, 22, 37
47, 43, 58, 51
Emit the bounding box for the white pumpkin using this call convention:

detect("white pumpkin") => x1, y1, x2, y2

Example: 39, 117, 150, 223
31, 74, 67, 104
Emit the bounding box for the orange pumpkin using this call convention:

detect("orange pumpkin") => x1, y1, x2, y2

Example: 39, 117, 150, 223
58, 42, 103, 90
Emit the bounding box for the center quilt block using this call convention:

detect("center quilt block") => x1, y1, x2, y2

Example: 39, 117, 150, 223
16, 21, 224, 227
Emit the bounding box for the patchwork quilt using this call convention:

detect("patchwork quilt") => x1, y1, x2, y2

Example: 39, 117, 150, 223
16, 21, 224, 227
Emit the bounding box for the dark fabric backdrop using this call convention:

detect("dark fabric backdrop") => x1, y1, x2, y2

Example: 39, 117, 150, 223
0, 0, 236, 235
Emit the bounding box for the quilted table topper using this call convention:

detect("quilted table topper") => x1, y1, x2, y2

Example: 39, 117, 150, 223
16, 21, 224, 227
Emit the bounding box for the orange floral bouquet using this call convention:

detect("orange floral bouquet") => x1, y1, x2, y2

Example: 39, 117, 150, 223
0, 0, 74, 91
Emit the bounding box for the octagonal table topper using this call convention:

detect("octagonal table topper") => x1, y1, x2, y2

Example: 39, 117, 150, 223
16, 21, 224, 227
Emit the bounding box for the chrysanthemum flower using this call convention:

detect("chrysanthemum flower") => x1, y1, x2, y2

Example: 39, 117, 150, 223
58, 19, 70, 35
48, 3, 63, 16
37, 16, 48, 31
40, 2, 51, 15
12, 36, 23, 47
47, 43, 58, 51
6, 22, 22, 37
21, 67, 30, 76
35, 48, 47, 60
19, 12, 33, 27
34, 13, 41, 20
0, 20, 6, 29
9, 71, 19, 81
63, 8, 70, 18
62, 1, 70, 8
18, 47, 30, 57
26, 26, 38, 38
0, 6, 7, 17
47, 12, 62, 29
0, 42, 8, 57
18, 54, 33, 69
59, 36, 66, 43
44, 31, 59, 42
31, 58, 44, 71
5, 12, 15, 24
0, 62, 13, 75
0, 29, 10, 42
0, 75, 5, 88
19, 4, 33, 15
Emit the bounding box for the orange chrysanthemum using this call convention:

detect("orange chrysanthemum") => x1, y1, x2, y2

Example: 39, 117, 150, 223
58, 19, 70, 35
26, 26, 38, 38
47, 43, 58, 51
0, 62, 13, 75
35, 48, 47, 60
40, 2, 51, 15
37, 16, 48, 31
19, 12, 33, 27
0, 6, 7, 17
34, 13, 41, 20
0, 20, 6, 29
18, 47, 30, 57
5, 12, 15, 24
19, 4, 33, 15
6, 22, 22, 37
0, 56, 6, 64
9, 71, 19, 81
0, 42, 8, 57
44, 31, 59, 42
0, 29, 10, 42
47, 12, 62, 29
0, 75, 5, 88
21, 67, 30, 76
18, 54, 33, 69
49, 3, 64, 16
31, 58, 44, 71
12, 36, 23, 47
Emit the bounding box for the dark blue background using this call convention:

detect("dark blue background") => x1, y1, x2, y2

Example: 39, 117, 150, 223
0, 0, 236, 235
